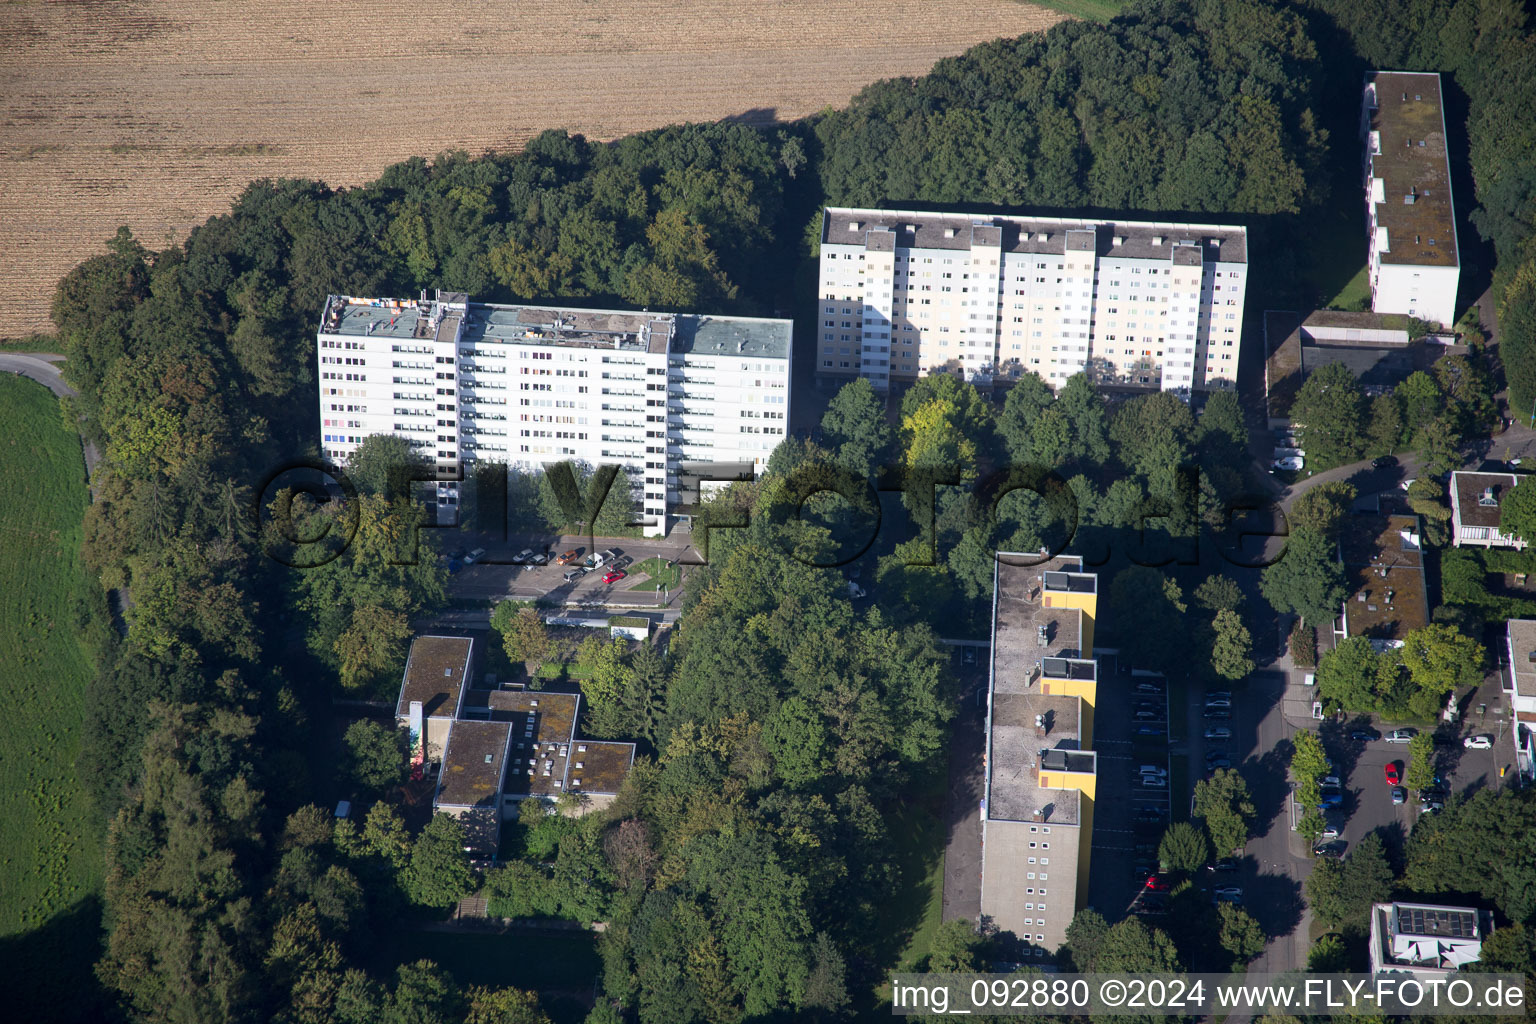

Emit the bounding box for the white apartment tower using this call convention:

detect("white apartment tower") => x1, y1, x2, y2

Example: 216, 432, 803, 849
1362, 71, 1460, 327
317, 291, 791, 536
817, 207, 1247, 393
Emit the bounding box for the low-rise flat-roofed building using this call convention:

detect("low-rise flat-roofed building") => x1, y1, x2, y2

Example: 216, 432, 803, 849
1449, 471, 1530, 550
1506, 620, 1536, 781
396, 635, 638, 852
317, 291, 791, 535
435, 720, 512, 850
981, 554, 1099, 956
817, 207, 1247, 393
395, 635, 474, 763
1369, 902, 1486, 977
1336, 514, 1429, 644
1362, 72, 1460, 327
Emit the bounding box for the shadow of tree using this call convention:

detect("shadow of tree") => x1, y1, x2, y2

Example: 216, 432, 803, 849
0, 894, 113, 1023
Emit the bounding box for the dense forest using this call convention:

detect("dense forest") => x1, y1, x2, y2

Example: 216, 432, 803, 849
30, 0, 1536, 1020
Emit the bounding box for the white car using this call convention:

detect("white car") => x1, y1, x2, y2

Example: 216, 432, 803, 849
464, 548, 486, 565
1271, 456, 1304, 471
1463, 735, 1494, 750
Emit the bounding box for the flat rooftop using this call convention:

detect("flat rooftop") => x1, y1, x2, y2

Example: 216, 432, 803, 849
570, 740, 636, 795
1390, 902, 1480, 940
318, 293, 790, 360
437, 720, 511, 808
1341, 515, 1429, 641
396, 636, 473, 720
1366, 72, 1458, 269
823, 207, 1247, 264
1507, 620, 1536, 700
1452, 471, 1524, 528
987, 555, 1094, 826
468, 689, 580, 798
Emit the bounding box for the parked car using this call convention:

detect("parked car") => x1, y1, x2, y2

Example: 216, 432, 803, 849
1135, 725, 1165, 736
556, 549, 582, 565
1321, 775, 1341, 788
1145, 875, 1170, 891
601, 569, 627, 584
1320, 790, 1343, 807
1373, 455, 1399, 469
1135, 711, 1160, 721
1138, 776, 1167, 788
1135, 682, 1164, 694
1203, 708, 1231, 719
1391, 787, 1407, 805
1207, 690, 1232, 700
512, 549, 533, 564
1419, 798, 1445, 814
1384, 762, 1401, 786
1207, 757, 1232, 770
1314, 840, 1347, 858
1271, 456, 1304, 471
1204, 698, 1232, 708
1135, 700, 1161, 711
529, 552, 549, 565
1350, 729, 1378, 742
465, 548, 487, 565
1320, 822, 1342, 839
1211, 859, 1239, 872
1385, 728, 1417, 743
1205, 727, 1232, 740
1464, 734, 1494, 750
1205, 749, 1229, 763
1138, 765, 1168, 777
562, 569, 584, 583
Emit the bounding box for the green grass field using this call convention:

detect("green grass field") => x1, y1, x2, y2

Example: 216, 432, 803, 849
0, 375, 105, 1017
1025, 0, 1127, 22
625, 556, 681, 591
377, 929, 599, 1023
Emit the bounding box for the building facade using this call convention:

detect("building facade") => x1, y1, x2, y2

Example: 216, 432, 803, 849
981, 555, 1100, 956
816, 207, 1247, 393
317, 291, 791, 536
1506, 620, 1536, 782
1362, 71, 1460, 327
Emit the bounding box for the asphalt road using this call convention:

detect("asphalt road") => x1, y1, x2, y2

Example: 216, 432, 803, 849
447, 534, 696, 608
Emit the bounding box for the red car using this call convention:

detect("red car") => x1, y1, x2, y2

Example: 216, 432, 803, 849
1145, 875, 1170, 892
1384, 762, 1401, 786
601, 569, 627, 584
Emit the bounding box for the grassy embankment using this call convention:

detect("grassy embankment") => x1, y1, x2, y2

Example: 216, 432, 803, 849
0, 374, 107, 1020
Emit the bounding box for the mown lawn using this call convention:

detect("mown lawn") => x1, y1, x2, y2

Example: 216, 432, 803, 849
0, 374, 105, 1018
625, 556, 681, 591
377, 929, 598, 1024
1025, 0, 1128, 22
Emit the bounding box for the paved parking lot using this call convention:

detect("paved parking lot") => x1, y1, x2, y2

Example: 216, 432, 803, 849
1088, 657, 1172, 920
448, 535, 692, 607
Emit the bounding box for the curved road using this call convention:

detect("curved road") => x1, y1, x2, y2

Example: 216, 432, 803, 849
0, 352, 99, 478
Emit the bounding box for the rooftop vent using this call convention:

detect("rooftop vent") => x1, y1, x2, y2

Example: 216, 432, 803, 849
484, 754, 493, 763
1405, 193, 1417, 205
1210, 238, 1222, 248
847, 221, 860, 232
1037, 624, 1049, 647
1480, 487, 1499, 506
1112, 236, 1125, 246
1152, 235, 1164, 245
1527, 651, 1536, 663
444, 668, 452, 677
944, 227, 957, 238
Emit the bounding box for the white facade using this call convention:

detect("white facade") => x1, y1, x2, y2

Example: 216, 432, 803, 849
1507, 620, 1536, 781
816, 207, 1247, 392
318, 292, 791, 536
1362, 72, 1461, 327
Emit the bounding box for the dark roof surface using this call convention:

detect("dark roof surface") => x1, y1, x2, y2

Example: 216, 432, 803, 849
396, 636, 473, 719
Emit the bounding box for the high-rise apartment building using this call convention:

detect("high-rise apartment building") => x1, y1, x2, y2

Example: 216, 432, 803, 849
1362, 71, 1460, 327
816, 207, 1247, 393
317, 291, 791, 536
981, 554, 1100, 956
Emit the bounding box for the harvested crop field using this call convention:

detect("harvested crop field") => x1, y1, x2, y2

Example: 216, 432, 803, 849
0, 0, 1063, 336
